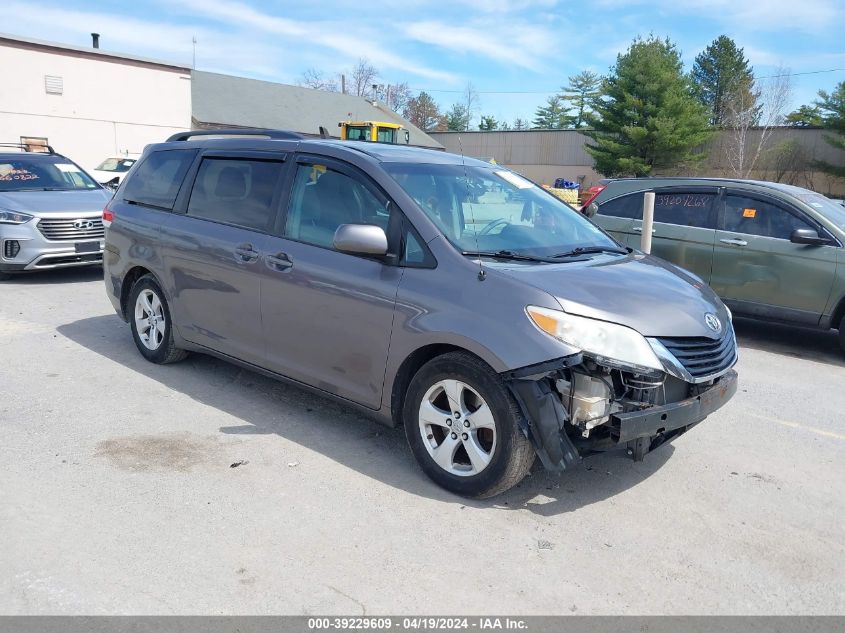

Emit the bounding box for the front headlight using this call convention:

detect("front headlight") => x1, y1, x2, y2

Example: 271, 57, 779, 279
526, 305, 663, 373
0, 209, 34, 225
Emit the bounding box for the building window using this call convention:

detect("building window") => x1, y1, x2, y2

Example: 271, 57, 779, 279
44, 75, 63, 95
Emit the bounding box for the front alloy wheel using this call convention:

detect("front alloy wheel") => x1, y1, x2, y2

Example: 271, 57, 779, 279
404, 352, 535, 498
418, 379, 497, 476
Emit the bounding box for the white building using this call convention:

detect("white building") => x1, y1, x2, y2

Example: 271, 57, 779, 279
0, 33, 191, 171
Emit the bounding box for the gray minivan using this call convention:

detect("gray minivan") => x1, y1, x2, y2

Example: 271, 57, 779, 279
104, 130, 737, 497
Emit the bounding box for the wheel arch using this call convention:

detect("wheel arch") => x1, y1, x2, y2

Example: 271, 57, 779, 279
831, 293, 845, 331
120, 265, 157, 320
389, 343, 498, 426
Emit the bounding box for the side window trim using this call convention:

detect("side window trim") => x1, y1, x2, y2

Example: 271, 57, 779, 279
180, 154, 288, 234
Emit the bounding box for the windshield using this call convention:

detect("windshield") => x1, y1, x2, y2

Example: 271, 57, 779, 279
0, 156, 100, 192
794, 191, 845, 231
95, 157, 136, 173
384, 163, 619, 257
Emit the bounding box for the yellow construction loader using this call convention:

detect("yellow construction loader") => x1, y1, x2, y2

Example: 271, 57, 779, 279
338, 121, 410, 144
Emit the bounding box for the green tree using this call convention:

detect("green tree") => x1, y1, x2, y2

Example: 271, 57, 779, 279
513, 118, 529, 130
813, 81, 845, 179
585, 36, 713, 177
691, 35, 755, 126
560, 70, 602, 128
786, 104, 824, 127
403, 91, 441, 132
444, 103, 470, 131
478, 115, 499, 131
532, 95, 572, 129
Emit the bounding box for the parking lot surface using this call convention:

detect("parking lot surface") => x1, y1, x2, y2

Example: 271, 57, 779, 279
1, 268, 843, 615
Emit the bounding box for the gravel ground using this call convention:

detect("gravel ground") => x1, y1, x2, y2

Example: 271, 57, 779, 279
1, 267, 843, 615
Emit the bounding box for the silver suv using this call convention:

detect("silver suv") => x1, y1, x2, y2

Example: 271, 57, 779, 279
0, 145, 112, 279
104, 129, 738, 498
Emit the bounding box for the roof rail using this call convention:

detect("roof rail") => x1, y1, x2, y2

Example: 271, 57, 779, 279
0, 142, 56, 154
165, 128, 304, 142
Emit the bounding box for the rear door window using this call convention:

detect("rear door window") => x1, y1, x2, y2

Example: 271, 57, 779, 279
186, 158, 284, 232
123, 150, 195, 209
653, 192, 717, 228
723, 195, 812, 239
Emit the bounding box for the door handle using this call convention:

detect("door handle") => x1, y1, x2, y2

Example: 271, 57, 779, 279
233, 243, 260, 263
265, 252, 293, 272
632, 226, 656, 234
719, 238, 748, 247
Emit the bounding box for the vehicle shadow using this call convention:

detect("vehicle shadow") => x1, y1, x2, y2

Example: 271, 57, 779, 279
732, 317, 844, 367
58, 314, 674, 515
2, 266, 103, 285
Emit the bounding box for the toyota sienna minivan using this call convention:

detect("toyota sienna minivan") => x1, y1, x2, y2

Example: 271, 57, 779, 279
104, 129, 738, 497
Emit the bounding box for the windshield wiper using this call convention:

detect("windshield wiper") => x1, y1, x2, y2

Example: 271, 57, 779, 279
550, 246, 629, 258
461, 250, 556, 263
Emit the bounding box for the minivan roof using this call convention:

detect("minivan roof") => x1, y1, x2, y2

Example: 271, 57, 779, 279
152, 136, 494, 168
601, 176, 820, 197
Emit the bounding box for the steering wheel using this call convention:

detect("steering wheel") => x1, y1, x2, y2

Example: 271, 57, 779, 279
478, 218, 509, 236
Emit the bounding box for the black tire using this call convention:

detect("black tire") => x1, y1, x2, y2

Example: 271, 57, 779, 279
839, 324, 845, 354
403, 352, 535, 498
128, 274, 187, 364
0, 271, 11, 281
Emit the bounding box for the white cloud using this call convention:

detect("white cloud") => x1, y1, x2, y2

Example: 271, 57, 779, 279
172, 0, 460, 83
404, 20, 559, 71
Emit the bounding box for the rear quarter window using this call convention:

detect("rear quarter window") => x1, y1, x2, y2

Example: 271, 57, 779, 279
122, 150, 196, 209
597, 194, 642, 219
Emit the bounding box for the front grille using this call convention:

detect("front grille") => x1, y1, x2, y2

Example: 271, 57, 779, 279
37, 217, 104, 241
3, 240, 20, 259
657, 332, 736, 379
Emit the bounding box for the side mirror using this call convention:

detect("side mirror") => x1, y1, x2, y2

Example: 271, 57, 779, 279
333, 224, 388, 256
582, 202, 598, 218
790, 228, 831, 245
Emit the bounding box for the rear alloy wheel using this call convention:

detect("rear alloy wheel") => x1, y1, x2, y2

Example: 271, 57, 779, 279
404, 352, 535, 498
128, 275, 187, 364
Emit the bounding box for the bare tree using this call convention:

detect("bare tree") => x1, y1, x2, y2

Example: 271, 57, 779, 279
722, 66, 792, 178
350, 58, 378, 97
463, 83, 481, 131
297, 68, 339, 92
373, 82, 412, 113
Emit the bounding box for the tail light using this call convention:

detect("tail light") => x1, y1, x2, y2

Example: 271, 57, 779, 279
102, 203, 114, 228
580, 185, 606, 211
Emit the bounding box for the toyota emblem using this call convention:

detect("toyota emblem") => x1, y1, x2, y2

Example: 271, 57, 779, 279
72, 219, 95, 230
704, 313, 722, 333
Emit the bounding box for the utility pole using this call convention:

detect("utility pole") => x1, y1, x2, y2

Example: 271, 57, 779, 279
192, 36, 197, 69
341, 74, 346, 94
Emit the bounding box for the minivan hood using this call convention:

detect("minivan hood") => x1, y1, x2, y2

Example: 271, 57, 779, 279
490, 253, 730, 338
0, 189, 111, 217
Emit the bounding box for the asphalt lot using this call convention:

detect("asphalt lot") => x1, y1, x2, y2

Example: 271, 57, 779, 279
1, 267, 843, 615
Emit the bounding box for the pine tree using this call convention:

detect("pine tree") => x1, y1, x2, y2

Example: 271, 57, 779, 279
513, 118, 529, 130
584, 36, 713, 177
561, 70, 602, 128
478, 115, 499, 131
813, 81, 845, 178
445, 103, 470, 131
691, 35, 755, 126
532, 96, 573, 129
786, 104, 824, 127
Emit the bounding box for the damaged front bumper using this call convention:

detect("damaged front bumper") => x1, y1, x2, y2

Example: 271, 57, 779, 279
503, 355, 738, 471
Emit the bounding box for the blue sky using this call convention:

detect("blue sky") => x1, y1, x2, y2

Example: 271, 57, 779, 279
5, 0, 845, 125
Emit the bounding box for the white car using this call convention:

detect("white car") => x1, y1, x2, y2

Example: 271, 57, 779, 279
89, 156, 138, 188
